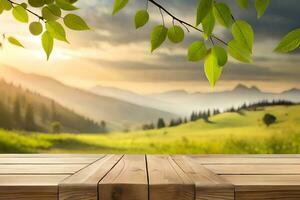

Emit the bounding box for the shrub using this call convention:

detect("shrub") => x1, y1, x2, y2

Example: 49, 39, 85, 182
263, 113, 277, 127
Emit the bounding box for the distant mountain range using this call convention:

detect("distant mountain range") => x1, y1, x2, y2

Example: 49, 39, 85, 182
0, 66, 176, 131
90, 84, 300, 116
1, 65, 299, 129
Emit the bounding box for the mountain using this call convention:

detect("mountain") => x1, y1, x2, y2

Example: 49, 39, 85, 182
150, 84, 300, 113
0, 79, 104, 133
89, 85, 186, 115
0, 66, 176, 131
90, 84, 300, 116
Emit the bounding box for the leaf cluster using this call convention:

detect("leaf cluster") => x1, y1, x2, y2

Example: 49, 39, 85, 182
0, 0, 90, 59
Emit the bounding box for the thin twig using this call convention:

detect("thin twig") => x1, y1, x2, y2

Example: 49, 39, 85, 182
148, 0, 228, 46
159, 8, 165, 26
8, 0, 45, 21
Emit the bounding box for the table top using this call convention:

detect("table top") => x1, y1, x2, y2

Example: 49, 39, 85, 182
1, 154, 300, 200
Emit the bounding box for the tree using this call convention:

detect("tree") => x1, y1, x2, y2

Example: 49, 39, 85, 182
51, 121, 61, 133
100, 120, 107, 133
157, 118, 166, 129
40, 104, 49, 122
263, 113, 277, 127
24, 103, 36, 131
113, 0, 300, 87
0, 101, 12, 129
13, 97, 22, 128
0, 0, 89, 60
51, 100, 58, 121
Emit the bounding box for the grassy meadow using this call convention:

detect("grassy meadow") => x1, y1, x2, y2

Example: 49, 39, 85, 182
1, 105, 300, 154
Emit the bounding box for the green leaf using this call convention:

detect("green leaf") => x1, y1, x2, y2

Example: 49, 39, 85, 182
20, 3, 28, 9
236, 0, 249, 9
204, 51, 223, 87
45, 0, 54, 4
55, 0, 78, 10
168, 25, 185, 43
28, 0, 45, 7
1, 0, 12, 10
135, 10, 149, 29
12, 5, 28, 23
112, 0, 128, 15
228, 40, 252, 63
65, 0, 77, 3
0, 3, 4, 14
196, 0, 213, 26
150, 25, 168, 53
42, 4, 61, 20
46, 20, 68, 42
212, 45, 227, 66
202, 11, 215, 40
187, 41, 207, 62
42, 31, 53, 60
7, 36, 24, 48
29, 22, 43, 36
274, 28, 300, 53
232, 20, 254, 53
63, 14, 90, 31
213, 3, 232, 28
255, 0, 269, 18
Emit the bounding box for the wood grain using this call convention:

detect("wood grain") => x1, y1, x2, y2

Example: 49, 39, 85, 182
222, 175, 300, 185
0, 164, 85, 174
147, 155, 194, 200
193, 157, 300, 165
98, 155, 148, 200
59, 154, 123, 200
206, 164, 300, 175
0, 157, 101, 164
0, 175, 67, 200
235, 186, 300, 200
1, 155, 300, 199
173, 156, 234, 200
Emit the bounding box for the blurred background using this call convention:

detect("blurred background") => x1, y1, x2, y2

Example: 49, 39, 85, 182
0, 0, 299, 154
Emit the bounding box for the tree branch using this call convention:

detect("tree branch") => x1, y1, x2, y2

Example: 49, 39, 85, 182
148, 0, 228, 46
8, 0, 45, 22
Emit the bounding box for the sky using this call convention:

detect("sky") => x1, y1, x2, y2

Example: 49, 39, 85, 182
0, 0, 299, 93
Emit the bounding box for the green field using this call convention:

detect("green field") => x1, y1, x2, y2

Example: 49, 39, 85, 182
1, 105, 300, 154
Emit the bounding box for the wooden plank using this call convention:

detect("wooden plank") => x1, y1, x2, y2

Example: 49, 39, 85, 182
147, 155, 194, 200
59, 154, 123, 200
206, 164, 300, 175
0, 186, 58, 200
0, 157, 101, 164
234, 186, 300, 199
222, 175, 300, 185
0, 175, 67, 200
98, 155, 148, 200
173, 156, 234, 200
0, 154, 103, 158
190, 155, 300, 158
0, 164, 86, 175
193, 157, 300, 165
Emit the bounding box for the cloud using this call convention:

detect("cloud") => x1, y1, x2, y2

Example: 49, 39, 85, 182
2, 0, 299, 92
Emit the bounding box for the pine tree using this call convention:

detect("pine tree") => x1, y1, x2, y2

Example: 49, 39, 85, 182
51, 100, 58, 121
13, 97, 22, 128
40, 104, 49, 122
24, 104, 36, 131
100, 120, 107, 133
0, 101, 12, 129
157, 118, 166, 129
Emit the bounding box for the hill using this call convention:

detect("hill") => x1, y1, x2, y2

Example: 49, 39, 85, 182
0, 79, 104, 133
90, 84, 300, 116
0, 65, 177, 130
1, 105, 299, 153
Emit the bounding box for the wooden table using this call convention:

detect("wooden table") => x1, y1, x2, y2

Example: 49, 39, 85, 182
1, 154, 300, 200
